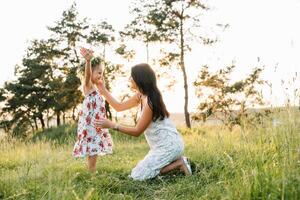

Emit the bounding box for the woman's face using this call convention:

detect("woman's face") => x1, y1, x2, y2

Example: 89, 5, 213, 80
129, 76, 138, 91
91, 65, 103, 84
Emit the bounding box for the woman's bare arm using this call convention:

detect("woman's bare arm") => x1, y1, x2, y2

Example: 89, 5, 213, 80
94, 98, 153, 137
102, 89, 140, 112
115, 100, 153, 137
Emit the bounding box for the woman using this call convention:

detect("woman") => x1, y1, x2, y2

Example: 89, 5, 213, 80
94, 63, 192, 181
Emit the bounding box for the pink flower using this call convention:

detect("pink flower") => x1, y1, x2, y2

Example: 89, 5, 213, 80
92, 101, 97, 109
82, 130, 88, 137
86, 116, 91, 125
96, 127, 102, 133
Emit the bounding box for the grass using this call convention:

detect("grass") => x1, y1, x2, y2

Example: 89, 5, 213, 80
0, 109, 299, 199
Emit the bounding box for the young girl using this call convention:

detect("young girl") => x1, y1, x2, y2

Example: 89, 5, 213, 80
73, 47, 113, 172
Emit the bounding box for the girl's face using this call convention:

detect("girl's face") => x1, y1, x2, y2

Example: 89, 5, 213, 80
129, 76, 138, 91
91, 65, 103, 84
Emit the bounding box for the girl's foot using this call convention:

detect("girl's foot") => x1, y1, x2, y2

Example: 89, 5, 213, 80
181, 156, 192, 176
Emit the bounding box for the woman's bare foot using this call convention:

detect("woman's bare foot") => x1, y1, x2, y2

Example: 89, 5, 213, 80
179, 156, 192, 176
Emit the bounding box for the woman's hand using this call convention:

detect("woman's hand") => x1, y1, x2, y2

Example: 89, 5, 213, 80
93, 118, 114, 129
80, 47, 94, 61
96, 77, 107, 93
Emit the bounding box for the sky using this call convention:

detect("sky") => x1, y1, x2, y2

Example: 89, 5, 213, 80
0, 0, 299, 113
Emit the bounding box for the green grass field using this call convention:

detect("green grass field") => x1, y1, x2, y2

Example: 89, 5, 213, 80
0, 109, 299, 199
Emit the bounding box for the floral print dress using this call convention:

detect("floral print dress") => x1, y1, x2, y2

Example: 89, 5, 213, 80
73, 90, 113, 158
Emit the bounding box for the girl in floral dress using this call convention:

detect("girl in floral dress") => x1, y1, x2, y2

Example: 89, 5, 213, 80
73, 47, 113, 172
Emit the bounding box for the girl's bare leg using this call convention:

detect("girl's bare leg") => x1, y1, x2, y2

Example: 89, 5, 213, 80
87, 155, 97, 172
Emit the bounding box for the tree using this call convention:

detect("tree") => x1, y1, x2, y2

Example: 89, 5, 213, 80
47, 3, 88, 125
0, 39, 61, 134
47, 2, 89, 67
193, 65, 266, 130
47, 64, 82, 126
87, 21, 115, 60
2, 69, 47, 134
120, 2, 161, 63
125, 0, 217, 128
0, 34, 83, 135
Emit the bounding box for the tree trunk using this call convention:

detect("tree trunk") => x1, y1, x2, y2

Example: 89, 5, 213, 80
56, 111, 61, 126
146, 40, 149, 63
38, 114, 45, 130
72, 106, 76, 121
103, 45, 106, 60
29, 120, 34, 132
105, 101, 112, 120
180, 17, 191, 128
33, 117, 38, 130
73, 48, 79, 65
63, 112, 66, 124
46, 109, 50, 128
103, 75, 112, 120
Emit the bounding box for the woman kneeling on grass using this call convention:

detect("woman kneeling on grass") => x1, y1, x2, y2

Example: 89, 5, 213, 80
93, 62, 192, 181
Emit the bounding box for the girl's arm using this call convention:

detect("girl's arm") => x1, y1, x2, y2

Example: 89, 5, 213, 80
80, 47, 94, 94
94, 98, 153, 137
101, 88, 140, 112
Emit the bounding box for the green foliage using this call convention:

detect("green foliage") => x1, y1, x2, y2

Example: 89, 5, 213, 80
47, 2, 89, 65
0, 88, 6, 102
193, 65, 267, 130
1, 40, 58, 133
115, 44, 136, 61
0, 35, 83, 136
87, 21, 115, 46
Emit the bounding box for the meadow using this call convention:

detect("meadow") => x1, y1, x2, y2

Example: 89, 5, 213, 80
0, 108, 299, 199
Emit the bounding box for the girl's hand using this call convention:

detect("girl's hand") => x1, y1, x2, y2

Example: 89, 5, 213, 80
93, 118, 114, 129
80, 47, 94, 61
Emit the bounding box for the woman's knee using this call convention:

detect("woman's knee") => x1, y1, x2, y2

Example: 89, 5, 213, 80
130, 165, 158, 181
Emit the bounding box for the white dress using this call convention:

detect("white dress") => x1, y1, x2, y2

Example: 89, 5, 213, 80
73, 90, 113, 158
130, 117, 184, 180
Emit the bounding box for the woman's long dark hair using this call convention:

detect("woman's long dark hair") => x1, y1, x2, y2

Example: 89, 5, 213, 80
131, 63, 169, 121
